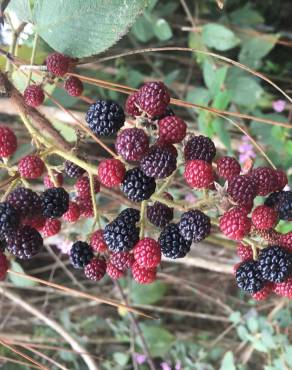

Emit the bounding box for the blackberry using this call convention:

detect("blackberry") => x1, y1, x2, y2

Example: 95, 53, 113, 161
118, 208, 140, 224
140, 146, 177, 179
0, 202, 20, 235
159, 223, 192, 259
70, 241, 94, 269
41, 187, 69, 219
6, 226, 43, 260
235, 261, 264, 294
184, 135, 216, 163
147, 200, 173, 228
121, 167, 156, 202
227, 175, 257, 206
7, 187, 41, 218
277, 191, 292, 220
64, 160, 85, 178
104, 217, 139, 253
85, 99, 125, 136
258, 246, 292, 283
115, 128, 149, 161
179, 210, 211, 242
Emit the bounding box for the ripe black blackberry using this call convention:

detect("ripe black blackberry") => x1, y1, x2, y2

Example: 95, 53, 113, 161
235, 260, 264, 294
178, 210, 211, 242
41, 187, 69, 218
6, 226, 43, 260
104, 217, 139, 252
158, 223, 192, 259
118, 208, 140, 225
277, 191, 292, 220
140, 146, 177, 179
7, 187, 41, 218
85, 99, 125, 136
120, 167, 156, 202
258, 246, 292, 283
147, 200, 173, 228
0, 202, 20, 235
70, 241, 94, 269
184, 135, 216, 163
64, 160, 85, 178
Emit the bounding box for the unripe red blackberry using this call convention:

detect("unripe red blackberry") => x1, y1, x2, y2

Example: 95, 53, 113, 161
41, 218, 61, 237
251, 205, 278, 230
273, 277, 292, 298
7, 187, 41, 219
220, 207, 251, 241
178, 209, 211, 243
23, 85, 45, 107
110, 252, 135, 271
158, 116, 187, 144
64, 76, 83, 96
63, 201, 80, 223
136, 81, 170, 117
236, 243, 253, 261
0, 252, 9, 280
184, 135, 216, 163
140, 146, 177, 179
115, 128, 149, 161
106, 262, 124, 280
98, 159, 126, 187
252, 283, 274, 301
6, 226, 43, 260
125, 92, 141, 116
184, 160, 213, 189
44, 172, 64, 188
64, 160, 85, 178
46, 52, 70, 76
147, 193, 174, 228
227, 175, 257, 206
90, 230, 107, 252
0, 126, 17, 157
121, 167, 156, 202
84, 257, 106, 281
77, 197, 94, 218
134, 238, 161, 268
250, 167, 276, 196
279, 232, 292, 252
216, 156, 241, 180
75, 175, 100, 199
18, 155, 45, 179
274, 169, 288, 191
132, 262, 157, 284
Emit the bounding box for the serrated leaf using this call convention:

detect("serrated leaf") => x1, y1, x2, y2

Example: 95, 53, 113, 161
7, 0, 33, 22
202, 23, 240, 51
33, 0, 147, 57
8, 261, 38, 287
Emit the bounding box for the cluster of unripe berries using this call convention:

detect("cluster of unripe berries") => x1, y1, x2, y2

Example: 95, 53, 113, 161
0, 53, 291, 298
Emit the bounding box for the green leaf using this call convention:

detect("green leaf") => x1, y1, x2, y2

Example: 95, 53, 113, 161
113, 352, 129, 367
203, 60, 216, 90
229, 311, 241, 324
230, 4, 264, 26
202, 23, 240, 51
33, 0, 147, 57
220, 351, 236, 370
154, 19, 173, 41
188, 32, 207, 64
247, 317, 259, 334
210, 67, 228, 97
137, 325, 175, 357
8, 0, 33, 22
132, 15, 155, 43
284, 346, 292, 367
130, 281, 167, 304
8, 261, 38, 287
239, 36, 279, 69
212, 118, 232, 152
226, 76, 263, 107
186, 87, 211, 111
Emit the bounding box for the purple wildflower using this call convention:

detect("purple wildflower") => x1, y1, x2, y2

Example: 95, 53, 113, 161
272, 100, 286, 113
238, 135, 256, 165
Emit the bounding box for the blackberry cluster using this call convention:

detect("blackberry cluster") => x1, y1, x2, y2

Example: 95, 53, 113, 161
70, 241, 94, 269
121, 167, 156, 202
178, 210, 211, 242
41, 187, 69, 218
104, 211, 140, 252
140, 146, 177, 179
86, 100, 125, 136
159, 223, 192, 259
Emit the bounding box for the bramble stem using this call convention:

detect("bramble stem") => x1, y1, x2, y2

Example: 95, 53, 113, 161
27, 32, 39, 87
139, 200, 147, 239
89, 173, 100, 230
